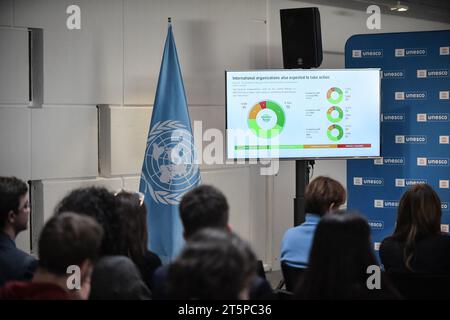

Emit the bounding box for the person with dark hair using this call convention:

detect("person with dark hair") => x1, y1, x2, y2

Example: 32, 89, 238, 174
153, 184, 275, 300
0, 212, 103, 299
167, 229, 257, 300
0, 176, 37, 287
89, 256, 151, 300
280, 176, 346, 268
179, 185, 230, 238
114, 190, 161, 291
54, 186, 151, 299
54, 186, 120, 256
295, 213, 400, 300
380, 184, 450, 273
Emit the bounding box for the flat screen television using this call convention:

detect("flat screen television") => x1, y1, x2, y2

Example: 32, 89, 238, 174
225, 69, 381, 159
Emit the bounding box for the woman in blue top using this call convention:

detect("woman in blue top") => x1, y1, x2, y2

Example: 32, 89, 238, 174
280, 176, 346, 269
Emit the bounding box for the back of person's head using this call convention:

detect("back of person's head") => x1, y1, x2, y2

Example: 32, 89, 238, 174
167, 228, 257, 300
0, 176, 28, 230
89, 256, 151, 300
296, 213, 378, 299
38, 212, 103, 276
179, 185, 229, 238
114, 190, 148, 269
54, 186, 119, 256
391, 183, 442, 270
305, 176, 346, 216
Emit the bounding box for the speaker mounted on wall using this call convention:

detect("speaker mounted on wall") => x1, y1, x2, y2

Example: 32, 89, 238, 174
280, 7, 323, 69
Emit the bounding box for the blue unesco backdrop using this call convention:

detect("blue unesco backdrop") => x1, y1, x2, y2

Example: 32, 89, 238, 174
345, 30, 450, 255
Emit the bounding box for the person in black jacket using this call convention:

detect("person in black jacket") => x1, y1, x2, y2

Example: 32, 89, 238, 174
380, 183, 450, 274
0, 177, 37, 287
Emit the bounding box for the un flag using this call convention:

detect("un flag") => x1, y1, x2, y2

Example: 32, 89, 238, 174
140, 22, 200, 263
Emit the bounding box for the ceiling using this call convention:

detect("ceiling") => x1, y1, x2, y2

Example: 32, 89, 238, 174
294, 0, 450, 24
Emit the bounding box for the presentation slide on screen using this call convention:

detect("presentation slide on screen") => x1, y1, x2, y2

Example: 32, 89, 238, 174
226, 69, 381, 159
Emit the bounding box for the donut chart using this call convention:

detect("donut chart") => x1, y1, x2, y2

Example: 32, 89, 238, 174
248, 100, 285, 138
327, 106, 344, 123
327, 87, 344, 104
327, 124, 344, 141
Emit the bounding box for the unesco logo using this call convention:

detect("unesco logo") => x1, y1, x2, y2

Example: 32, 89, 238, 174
417, 69, 449, 78
440, 136, 450, 144
440, 91, 450, 100
395, 178, 427, 187
394, 91, 427, 100
440, 47, 450, 55
395, 135, 427, 144
382, 70, 405, 79
374, 157, 405, 166
374, 199, 399, 208
439, 180, 449, 189
352, 50, 362, 58
395, 48, 427, 57
353, 49, 383, 58
382, 113, 405, 122
353, 177, 384, 186
417, 157, 449, 167
417, 113, 449, 122
368, 220, 384, 230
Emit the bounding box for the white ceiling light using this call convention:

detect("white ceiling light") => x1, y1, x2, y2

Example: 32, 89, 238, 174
390, 1, 409, 12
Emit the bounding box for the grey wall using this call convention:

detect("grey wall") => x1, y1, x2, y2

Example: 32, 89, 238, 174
0, 0, 448, 269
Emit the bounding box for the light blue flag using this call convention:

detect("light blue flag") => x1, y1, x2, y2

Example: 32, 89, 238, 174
140, 22, 201, 263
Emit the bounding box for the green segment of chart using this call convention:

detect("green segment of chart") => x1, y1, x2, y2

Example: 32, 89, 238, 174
327, 87, 344, 104
327, 106, 344, 123
248, 100, 285, 138
327, 124, 344, 141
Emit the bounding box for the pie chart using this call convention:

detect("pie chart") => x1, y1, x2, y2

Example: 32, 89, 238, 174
327, 106, 344, 123
327, 124, 344, 141
327, 87, 344, 104
248, 100, 285, 138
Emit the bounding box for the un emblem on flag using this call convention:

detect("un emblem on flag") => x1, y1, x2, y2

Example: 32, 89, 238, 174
141, 120, 200, 205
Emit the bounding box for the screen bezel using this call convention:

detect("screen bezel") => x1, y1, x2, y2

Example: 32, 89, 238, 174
225, 68, 382, 161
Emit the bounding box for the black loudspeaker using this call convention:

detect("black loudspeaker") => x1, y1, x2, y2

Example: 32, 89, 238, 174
280, 7, 323, 69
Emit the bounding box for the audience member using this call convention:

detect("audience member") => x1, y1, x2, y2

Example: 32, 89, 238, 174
0, 212, 103, 299
167, 228, 256, 300
380, 184, 450, 273
152, 185, 275, 300
54, 186, 120, 256
280, 176, 346, 268
114, 190, 161, 291
89, 256, 151, 300
295, 213, 400, 300
0, 177, 37, 287
179, 184, 230, 238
